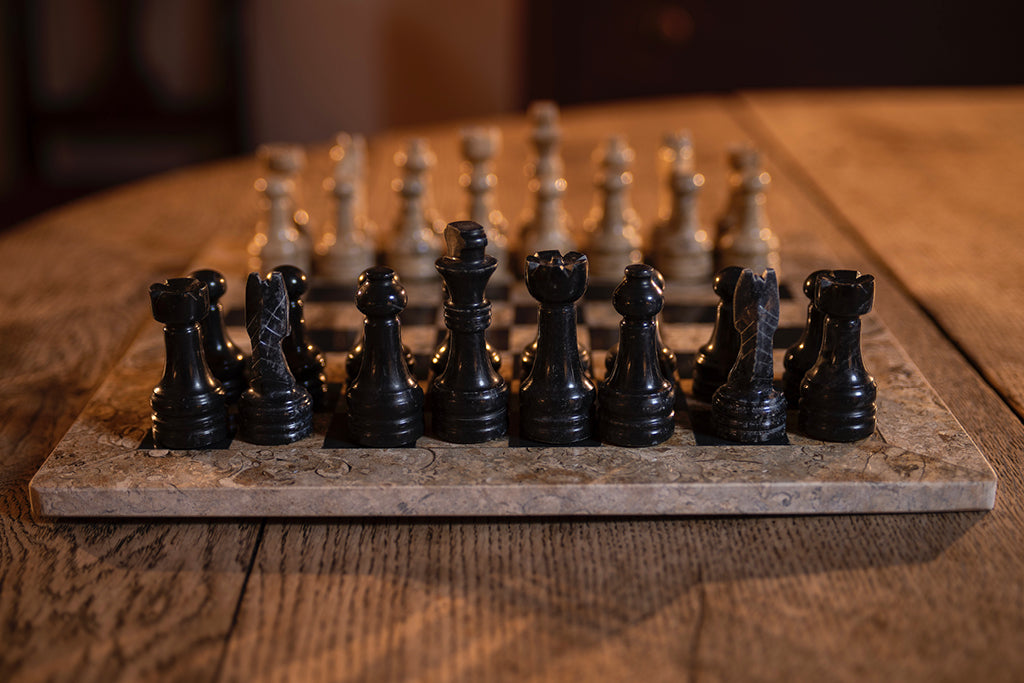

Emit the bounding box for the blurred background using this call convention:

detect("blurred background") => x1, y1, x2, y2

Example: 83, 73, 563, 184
1, 0, 1021, 230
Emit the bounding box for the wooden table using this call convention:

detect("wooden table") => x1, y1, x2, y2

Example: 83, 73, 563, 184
3, 88, 1023, 682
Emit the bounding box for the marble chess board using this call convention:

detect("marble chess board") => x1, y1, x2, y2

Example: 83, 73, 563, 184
26, 233, 996, 518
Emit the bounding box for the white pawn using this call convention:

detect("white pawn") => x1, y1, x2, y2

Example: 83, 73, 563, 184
460, 126, 511, 282
653, 162, 713, 284
317, 134, 376, 284
249, 175, 312, 274
715, 169, 781, 276
656, 131, 695, 224
518, 101, 576, 259
257, 143, 315, 256
583, 135, 643, 282
715, 144, 761, 245
387, 138, 442, 281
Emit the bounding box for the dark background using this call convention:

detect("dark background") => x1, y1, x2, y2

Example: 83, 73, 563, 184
2, 0, 1022, 230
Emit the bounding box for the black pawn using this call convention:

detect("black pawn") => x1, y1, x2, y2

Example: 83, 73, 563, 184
598, 264, 676, 447
189, 269, 247, 403
799, 270, 876, 442
604, 268, 677, 381
711, 268, 787, 443
430, 283, 501, 380
781, 269, 830, 406
238, 271, 313, 444
149, 277, 228, 449
275, 265, 328, 409
520, 251, 596, 443
346, 270, 416, 382
692, 266, 744, 401
346, 267, 425, 446
431, 221, 509, 443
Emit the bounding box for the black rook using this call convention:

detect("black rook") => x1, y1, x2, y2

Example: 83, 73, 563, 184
149, 277, 229, 449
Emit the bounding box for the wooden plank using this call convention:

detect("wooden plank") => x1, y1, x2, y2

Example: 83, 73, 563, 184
739, 88, 1024, 418
0, 163, 265, 682
215, 96, 1024, 681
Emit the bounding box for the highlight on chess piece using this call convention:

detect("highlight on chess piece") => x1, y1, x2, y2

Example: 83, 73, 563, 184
652, 155, 713, 285
799, 270, 876, 442
249, 174, 313, 276
345, 266, 425, 447
711, 268, 787, 444
149, 277, 229, 449
519, 250, 596, 444
714, 161, 781, 276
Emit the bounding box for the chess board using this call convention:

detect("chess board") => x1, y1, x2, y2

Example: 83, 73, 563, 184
29, 235, 996, 518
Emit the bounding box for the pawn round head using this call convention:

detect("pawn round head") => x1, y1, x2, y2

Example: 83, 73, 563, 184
612, 264, 664, 319
526, 251, 588, 304
461, 126, 500, 163
713, 266, 745, 300
273, 265, 309, 301
189, 269, 227, 303
355, 266, 408, 317
258, 143, 306, 175
815, 270, 875, 317
150, 277, 209, 325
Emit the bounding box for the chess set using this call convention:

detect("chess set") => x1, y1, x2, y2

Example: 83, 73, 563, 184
29, 103, 996, 518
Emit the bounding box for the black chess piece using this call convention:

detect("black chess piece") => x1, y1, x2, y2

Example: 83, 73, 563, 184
598, 264, 676, 447
345, 270, 416, 382
149, 277, 229, 449
274, 264, 328, 410
430, 283, 501, 380
799, 270, 876, 442
431, 221, 509, 443
188, 269, 247, 403
346, 266, 425, 446
238, 271, 313, 444
604, 268, 677, 381
711, 268, 787, 443
520, 250, 596, 443
691, 266, 744, 401
782, 269, 830, 406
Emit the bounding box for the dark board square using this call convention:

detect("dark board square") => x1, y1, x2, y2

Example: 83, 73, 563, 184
488, 328, 510, 350
515, 305, 537, 325
773, 326, 804, 349
674, 352, 696, 379
307, 284, 357, 302
588, 327, 618, 352
778, 282, 795, 300
487, 283, 510, 300
400, 306, 439, 326
584, 283, 616, 301
309, 328, 359, 354
662, 304, 717, 324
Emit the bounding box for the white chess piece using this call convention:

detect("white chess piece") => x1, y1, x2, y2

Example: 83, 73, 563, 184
387, 138, 442, 281
249, 175, 312, 275
317, 134, 376, 284
715, 169, 781, 276
583, 135, 643, 282
653, 162, 713, 284
461, 126, 511, 282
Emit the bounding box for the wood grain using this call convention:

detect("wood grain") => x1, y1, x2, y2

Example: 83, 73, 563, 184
3, 93, 1024, 682
740, 88, 1024, 418
214, 95, 1024, 681
0, 162, 265, 682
